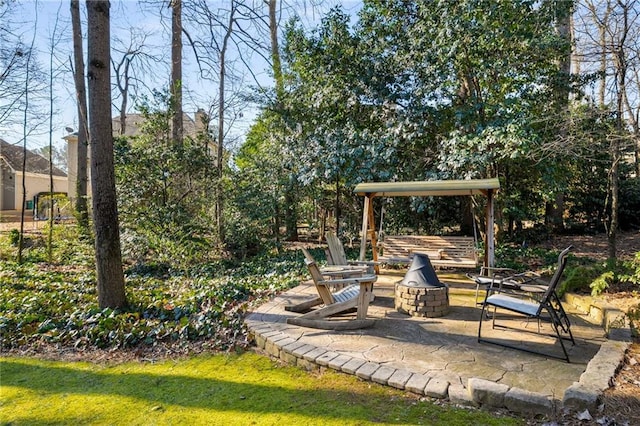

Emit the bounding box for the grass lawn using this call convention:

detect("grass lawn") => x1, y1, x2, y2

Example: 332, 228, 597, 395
0, 351, 523, 425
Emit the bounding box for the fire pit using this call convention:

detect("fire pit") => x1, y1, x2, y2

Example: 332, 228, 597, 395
395, 253, 449, 317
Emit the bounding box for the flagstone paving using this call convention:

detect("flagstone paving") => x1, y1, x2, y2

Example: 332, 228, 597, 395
246, 271, 630, 416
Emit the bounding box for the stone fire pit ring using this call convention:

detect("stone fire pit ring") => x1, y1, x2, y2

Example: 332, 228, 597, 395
395, 281, 450, 318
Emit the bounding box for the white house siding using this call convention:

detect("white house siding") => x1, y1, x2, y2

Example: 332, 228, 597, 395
12, 172, 68, 210
1, 161, 15, 209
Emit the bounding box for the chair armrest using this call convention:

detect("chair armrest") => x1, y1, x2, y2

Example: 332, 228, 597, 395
502, 271, 549, 291
348, 260, 380, 265
317, 275, 378, 287
319, 266, 371, 277
479, 266, 517, 278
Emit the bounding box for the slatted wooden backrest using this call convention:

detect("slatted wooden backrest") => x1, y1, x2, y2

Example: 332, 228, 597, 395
325, 232, 348, 265
382, 235, 476, 260
304, 259, 335, 305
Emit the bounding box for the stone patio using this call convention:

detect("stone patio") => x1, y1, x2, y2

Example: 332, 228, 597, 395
245, 271, 632, 417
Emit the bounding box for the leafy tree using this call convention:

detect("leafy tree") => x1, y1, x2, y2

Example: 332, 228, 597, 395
273, 2, 573, 237
280, 8, 404, 234
115, 94, 217, 267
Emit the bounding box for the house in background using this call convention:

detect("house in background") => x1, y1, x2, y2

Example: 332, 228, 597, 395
63, 109, 216, 201
0, 138, 68, 212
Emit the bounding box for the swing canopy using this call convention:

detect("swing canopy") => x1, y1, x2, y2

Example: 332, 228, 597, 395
353, 178, 500, 268
353, 178, 500, 197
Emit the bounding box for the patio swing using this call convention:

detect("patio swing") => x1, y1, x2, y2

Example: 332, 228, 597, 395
353, 178, 500, 271
373, 199, 482, 269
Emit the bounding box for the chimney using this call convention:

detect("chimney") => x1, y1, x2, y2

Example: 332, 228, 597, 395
195, 108, 208, 134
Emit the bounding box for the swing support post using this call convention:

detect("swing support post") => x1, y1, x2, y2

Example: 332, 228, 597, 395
359, 194, 376, 262
484, 188, 496, 268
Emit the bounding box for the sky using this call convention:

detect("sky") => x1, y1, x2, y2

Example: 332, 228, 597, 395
1, 0, 362, 155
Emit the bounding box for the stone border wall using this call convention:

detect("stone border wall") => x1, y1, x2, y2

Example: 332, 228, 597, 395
563, 293, 632, 339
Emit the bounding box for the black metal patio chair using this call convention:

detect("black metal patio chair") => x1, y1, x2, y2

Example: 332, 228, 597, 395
477, 246, 575, 362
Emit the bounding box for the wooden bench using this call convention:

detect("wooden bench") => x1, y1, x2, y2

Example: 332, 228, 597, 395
377, 235, 479, 269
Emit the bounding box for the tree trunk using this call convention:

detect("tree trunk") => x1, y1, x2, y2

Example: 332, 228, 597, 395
334, 173, 340, 235
622, 81, 640, 177
598, 22, 607, 106
607, 1, 631, 261
71, 0, 89, 232
48, 11, 61, 262
117, 57, 130, 135
171, 0, 183, 145
268, 0, 284, 102
284, 175, 297, 241
548, 0, 573, 233
17, 5, 39, 264
214, 4, 235, 243
273, 188, 280, 242
267, 0, 297, 240
87, 0, 127, 309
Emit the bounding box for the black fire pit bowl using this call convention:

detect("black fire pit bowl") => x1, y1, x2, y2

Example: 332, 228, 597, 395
400, 253, 446, 288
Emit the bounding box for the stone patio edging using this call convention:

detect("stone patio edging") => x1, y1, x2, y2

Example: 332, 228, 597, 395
559, 293, 633, 412
247, 320, 567, 416
245, 291, 633, 418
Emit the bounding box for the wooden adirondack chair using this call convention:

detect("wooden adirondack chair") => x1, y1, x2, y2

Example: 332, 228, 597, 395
286, 259, 377, 330
285, 248, 372, 314
325, 231, 378, 273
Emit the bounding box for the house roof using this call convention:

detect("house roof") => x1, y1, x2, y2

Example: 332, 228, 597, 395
0, 138, 67, 177
111, 112, 203, 137
353, 178, 500, 197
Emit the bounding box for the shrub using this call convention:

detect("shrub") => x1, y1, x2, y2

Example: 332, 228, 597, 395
8, 229, 20, 246
114, 98, 218, 267
628, 303, 640, 338
494, 244, 560, 272
558, 265, 601, 296
620, 252, 640, 287
619, 177, 640, 231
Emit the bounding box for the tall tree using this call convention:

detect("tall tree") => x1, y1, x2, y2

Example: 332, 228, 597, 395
171, 0, 183, 145
268, 0, 298, 240
47, 2, 65, 261
575, 0, 639, 258
215, 2, 235, 242
546, 0, 575, 232
86, 0, 126, 309
17, 1, 40, 264
111, 28, 165, 136
183, 0, 240, 242
606, 0, 632, 260
71, 0, 90, 232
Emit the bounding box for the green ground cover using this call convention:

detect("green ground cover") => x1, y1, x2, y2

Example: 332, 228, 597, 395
0, 352, 522, 425
1, 228, 637, 425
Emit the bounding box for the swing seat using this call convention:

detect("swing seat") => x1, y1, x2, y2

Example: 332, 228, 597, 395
378, 235, 479, 269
